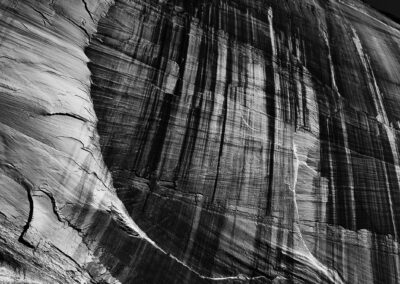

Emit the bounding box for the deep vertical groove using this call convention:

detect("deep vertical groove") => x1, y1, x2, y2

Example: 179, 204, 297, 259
211, 34, 232, 204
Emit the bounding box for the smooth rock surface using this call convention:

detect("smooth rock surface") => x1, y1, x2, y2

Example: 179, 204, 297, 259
1, 0, 400, 283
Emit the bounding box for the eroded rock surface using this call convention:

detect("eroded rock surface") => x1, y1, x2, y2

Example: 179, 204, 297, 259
1, 0, 400, 283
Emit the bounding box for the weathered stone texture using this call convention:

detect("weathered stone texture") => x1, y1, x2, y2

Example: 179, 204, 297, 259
1, 0, 400, 283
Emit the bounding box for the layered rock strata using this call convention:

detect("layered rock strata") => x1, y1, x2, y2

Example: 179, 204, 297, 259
1, 0, 400, 283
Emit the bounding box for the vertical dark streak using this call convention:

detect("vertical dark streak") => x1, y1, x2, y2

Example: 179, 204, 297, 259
266, 53, 277, 216
211, 36, 231, 204
18, 181, 34, 249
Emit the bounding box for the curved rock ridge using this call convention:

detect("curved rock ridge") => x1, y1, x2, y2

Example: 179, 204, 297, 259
0, 0, 195, 283
0, 0, 400, 283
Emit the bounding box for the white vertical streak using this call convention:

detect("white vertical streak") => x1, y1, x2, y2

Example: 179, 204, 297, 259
351, 26, 389, 124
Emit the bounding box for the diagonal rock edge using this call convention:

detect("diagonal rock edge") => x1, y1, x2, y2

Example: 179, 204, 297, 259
86, 1, 395, 281
78, 3, 294, 284
86, 0, 358, 283
0, 0, 191, 283
77, 2, 282, 283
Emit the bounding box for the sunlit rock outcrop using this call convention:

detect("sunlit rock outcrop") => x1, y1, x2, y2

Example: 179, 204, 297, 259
1, 0, 400, 283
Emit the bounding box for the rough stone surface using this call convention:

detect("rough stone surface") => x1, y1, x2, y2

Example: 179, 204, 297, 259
1, 0, 400, 283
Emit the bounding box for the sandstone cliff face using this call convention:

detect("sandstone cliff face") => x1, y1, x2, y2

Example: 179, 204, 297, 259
1, 0, 400, 283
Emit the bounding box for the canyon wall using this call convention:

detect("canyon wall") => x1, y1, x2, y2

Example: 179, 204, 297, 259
1, 0, 400, 283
